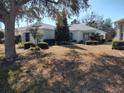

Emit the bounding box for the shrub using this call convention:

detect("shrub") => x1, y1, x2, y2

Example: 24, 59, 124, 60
90, 33, 105, 44
24, 42, 35, 49
78, 40, 84, 44
112, 40, 124, 50
44, 39, 55, 45
38, 42, 49, 49
17, 43, 24, 49
70, 40, 77, 43
0, 39, 4, 44
85, 40, 99, 45
57, 41, 72, 45
98, 39, 105, 44
0, 31, 4, 43
30, 46, 40, 51
15, 35, 21, 44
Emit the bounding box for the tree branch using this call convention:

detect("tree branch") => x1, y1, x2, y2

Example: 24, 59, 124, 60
17, 0, 60, 6
46, 0, 60, 4
17, 0, 31, 6
0, 1, 8, 16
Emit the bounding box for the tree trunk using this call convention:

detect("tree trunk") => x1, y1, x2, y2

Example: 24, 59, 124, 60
4, 16, 16, 60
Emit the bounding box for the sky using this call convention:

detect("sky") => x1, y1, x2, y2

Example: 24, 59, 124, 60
40, 0, 124, 26
1, 0, 124, 28
89, 0, 124, 21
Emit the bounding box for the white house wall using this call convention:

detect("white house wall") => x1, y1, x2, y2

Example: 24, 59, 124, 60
21, 33, 25, 43
115, 25, 124, 40
115, 28, 120, 40
21, 29, 55, 43
21, 32, 35, 43
42, 30, 55, 40
70, 31, 80, 42
122, 25, 124, 40
78, 31, 83, 41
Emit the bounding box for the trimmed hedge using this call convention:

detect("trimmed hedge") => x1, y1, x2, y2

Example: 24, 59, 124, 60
24, 42, 35, 49
98, 39, 105, 44
0, 39, 4, 44
18, 43, 24, 49
44, 39, 55, 45
15, 35, 21, 44
70, 40, 77, 43
38, 42, 49, 49
78, 40, 84, 44
85, 40, 99, 45
57, 41, 72, 45
30, 46, 40, 51
0, 31, 4, 42
112, 40, 124, 50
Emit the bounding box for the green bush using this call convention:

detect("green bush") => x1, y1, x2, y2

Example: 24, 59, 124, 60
0, 31, 4, 43
17, 43, 24, 49
0, 39, 4, 44
85, 40, 99, 45
56, 41, 72, 45
98, 39, 105, 44
30, 46, 40, 51
38, 42, 49, 49
78, 40, 84, 44
112, 40, 124, 49
70, 40, 77, 42
44, 39, 55, 45
24, 42, 35, 49
15, 35, 21, 44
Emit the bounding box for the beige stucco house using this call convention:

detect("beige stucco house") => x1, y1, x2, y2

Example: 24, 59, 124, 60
115, 19, 124, 40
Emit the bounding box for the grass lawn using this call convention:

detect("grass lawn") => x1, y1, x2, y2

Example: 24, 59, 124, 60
0, 44, 124, 93
0, 44, 4, 60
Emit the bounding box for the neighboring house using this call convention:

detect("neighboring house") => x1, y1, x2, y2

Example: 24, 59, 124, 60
16, 23, 55, 43
17, 23, 106, 43
114, 19, 124, 40
70, 24, 106, 42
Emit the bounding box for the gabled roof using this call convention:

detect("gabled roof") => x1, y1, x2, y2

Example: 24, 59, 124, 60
14, 23, 55, 35
70, 24, 97, 32
32, 22, 55, 30
70, 23, 106, 33
15, 23, 55, 33
115, 18, 124, 23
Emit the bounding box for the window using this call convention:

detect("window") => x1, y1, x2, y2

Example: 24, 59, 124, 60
25, 32, 30, 42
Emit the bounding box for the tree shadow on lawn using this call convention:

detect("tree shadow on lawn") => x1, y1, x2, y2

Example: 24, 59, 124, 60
61, 44, 87, 51
91, 54, 124, 92
18, 50, 55, 63
0, 51, 54, 93
0, 61, 21, 93
95, 55, 124, 78
1, 50, 124, 93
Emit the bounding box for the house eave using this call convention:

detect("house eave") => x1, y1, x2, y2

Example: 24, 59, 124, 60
115, 18, 124, 24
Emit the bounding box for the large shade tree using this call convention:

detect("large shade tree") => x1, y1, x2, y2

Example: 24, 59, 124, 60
55, 11, 70, 43
0, 0, 89, 60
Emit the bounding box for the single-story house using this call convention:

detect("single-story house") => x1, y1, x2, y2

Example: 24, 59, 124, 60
16, 23, 55, 43
17, 23, 106, 43
69, 24, 106, 42
114, 19, 124, 40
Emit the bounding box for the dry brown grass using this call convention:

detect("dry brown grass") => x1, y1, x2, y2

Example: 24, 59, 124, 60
0, 44, 124, 93
0, 44, 4, 60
